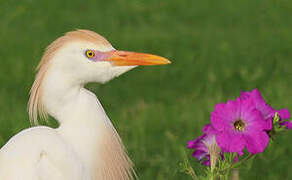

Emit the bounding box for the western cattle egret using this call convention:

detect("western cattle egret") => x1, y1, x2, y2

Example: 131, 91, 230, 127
0, 30, 170, 180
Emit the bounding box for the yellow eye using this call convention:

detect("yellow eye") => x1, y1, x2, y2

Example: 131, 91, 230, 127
85, 50, 95, 58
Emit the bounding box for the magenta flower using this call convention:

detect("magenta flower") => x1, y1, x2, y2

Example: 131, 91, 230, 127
240, 89, 291, 129
277, 109, 292, 130
188, 125, 217, 166
211, 97, 269, 154
280, 121, 292, 129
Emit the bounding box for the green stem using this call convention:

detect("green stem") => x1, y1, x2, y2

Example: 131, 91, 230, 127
216, 153, 254, 180
187, 166, 199, 180
181, 148, 199, 180
231, 154, 254, 169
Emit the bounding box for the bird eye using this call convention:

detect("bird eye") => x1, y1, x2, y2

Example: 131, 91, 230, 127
85, 50, 95, 58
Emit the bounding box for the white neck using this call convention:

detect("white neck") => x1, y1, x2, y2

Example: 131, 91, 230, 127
41, 68, 134, 180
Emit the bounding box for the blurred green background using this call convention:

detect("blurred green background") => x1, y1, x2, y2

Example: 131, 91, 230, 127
0, 0, 292, 179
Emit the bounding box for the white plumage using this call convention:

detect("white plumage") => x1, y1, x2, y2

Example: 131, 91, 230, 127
0, 30, 170, 180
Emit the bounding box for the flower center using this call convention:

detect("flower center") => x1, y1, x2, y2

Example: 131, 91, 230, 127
234, 119, 246, 131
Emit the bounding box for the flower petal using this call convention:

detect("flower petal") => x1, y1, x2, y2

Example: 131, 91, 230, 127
192, 150, 207, 160
202, 155, 211, 166
279, 121, 292, 130
264, 118, 273, 130
244, 131, 269, 154
203, 124, 217, 134
240, 89, 274, 119
277, 109, 291, 120
211, 99, 241, 131
216, 131, 245, 153
244, 111, 267, 133
188, 134, 206, 148
240, 98, 257, 120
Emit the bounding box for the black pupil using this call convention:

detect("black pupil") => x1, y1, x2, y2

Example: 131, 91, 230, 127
88, 52, 92, 56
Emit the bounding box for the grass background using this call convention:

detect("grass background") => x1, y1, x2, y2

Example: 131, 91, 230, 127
0, 0, 292, 179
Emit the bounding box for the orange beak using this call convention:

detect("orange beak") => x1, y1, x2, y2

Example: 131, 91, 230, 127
104, 50, 171, 66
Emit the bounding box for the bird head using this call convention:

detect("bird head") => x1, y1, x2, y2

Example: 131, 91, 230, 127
41, 29, 170, 85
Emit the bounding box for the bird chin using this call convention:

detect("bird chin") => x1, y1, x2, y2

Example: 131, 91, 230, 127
111, 65, 137, 78
98, 65, 137, 84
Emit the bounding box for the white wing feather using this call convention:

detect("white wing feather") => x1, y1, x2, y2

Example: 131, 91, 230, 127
0, 126, 91, 180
